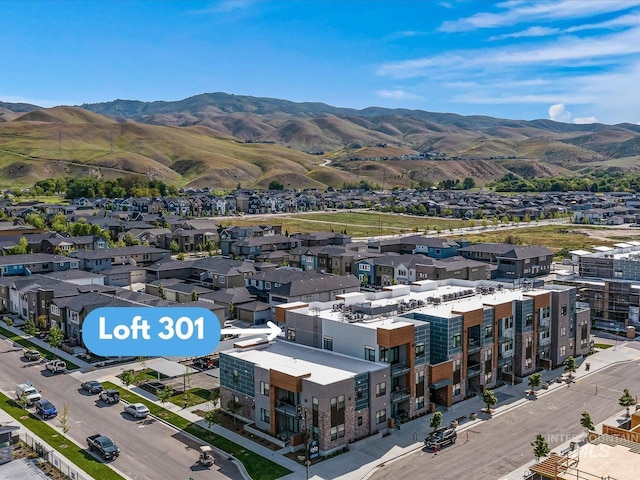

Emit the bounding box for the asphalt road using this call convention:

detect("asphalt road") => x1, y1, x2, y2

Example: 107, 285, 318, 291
369, 361, 640, 480
0, 340, 241, 480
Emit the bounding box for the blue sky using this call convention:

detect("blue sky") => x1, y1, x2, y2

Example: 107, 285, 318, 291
2, 0, 640, 125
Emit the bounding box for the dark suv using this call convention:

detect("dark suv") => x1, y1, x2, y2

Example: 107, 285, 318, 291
424, 427, 457, 450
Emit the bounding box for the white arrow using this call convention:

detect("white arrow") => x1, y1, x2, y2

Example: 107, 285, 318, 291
220, 321, 282, 341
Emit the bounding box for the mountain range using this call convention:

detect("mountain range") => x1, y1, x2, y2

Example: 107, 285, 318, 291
2, 92, 640, 190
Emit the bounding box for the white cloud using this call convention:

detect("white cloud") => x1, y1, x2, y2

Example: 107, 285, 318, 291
377, 27, 640, 78
489, 26, 559, 41
376, 89, 423, 100
440, 0, 640, 32
548, 103, 572, 122
573, 116, 598, 124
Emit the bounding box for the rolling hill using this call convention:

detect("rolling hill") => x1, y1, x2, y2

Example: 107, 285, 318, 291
1, 93, 640, 190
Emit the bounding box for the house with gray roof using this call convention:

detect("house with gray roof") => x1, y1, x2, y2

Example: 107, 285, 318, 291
458, 243, 552, 280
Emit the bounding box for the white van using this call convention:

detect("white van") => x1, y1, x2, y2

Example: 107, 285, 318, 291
16, 382, 42, 406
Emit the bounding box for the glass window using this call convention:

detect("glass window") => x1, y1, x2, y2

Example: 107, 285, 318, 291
323, 336, 333, 351
260, 408, 270, 423
376, 409, 386, 425
376, 382, 386, 397
260, 381, 269, 396
453, 333, 462, 348
365, 346, 375, 362
287, 328, 296, 342
415, 342, 425, 358
416, 396, 425, 409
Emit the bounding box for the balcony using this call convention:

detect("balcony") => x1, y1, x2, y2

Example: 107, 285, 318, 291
467, 363, 482, 377
391, 363, 411, 377
275, 402, 298, 418
391, 388, 410, 403
467, 338, 481, 353
498, 356, 513, 367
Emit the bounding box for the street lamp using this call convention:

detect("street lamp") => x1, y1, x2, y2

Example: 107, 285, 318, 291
297, 405, 309, 480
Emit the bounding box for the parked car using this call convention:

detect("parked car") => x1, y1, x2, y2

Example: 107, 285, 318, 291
35, 399, 58, 419
15, 382, 41, 406
99, 389, 120, 404
124, 403, 150, 419
81, 380, 104, 394
23, 349, 41, 361
86, 434, 120, 460
45, 359, 66, 373
424, 427, 457, 450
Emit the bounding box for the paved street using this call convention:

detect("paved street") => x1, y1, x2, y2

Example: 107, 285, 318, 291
368, 361, 640, 480
0, 340, 241, 480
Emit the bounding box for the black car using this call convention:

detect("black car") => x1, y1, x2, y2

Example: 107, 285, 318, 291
81, 380, 104, 394
424, 427, 457, 450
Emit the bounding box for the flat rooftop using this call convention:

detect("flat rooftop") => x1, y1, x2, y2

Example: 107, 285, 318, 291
223, 339, 388, 385
303, 281, 553, 326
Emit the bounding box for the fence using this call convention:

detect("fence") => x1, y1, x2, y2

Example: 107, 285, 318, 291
19, 431, 91, 480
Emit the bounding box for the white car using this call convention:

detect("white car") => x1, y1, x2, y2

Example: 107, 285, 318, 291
124, 403, 150, 419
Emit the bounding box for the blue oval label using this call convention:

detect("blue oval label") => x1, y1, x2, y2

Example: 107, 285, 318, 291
83, 307, 221, 357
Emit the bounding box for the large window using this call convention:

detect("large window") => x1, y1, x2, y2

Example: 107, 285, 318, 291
323, 336, 333, 351
415, 342, 425, 358
260, 408, 270, 423
331, 395, 345, 410
452, 333, 462, 348
365, 346, 375, 362
260, 381, 270, 396
376, 409, 386, 425
416, 396, 425, 410
376, 382, 386, 397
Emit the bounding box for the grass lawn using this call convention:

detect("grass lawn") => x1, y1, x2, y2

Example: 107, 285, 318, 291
594, 343, 613, 349
221, 211, 465, 237
0, 393, 125, 480
103, 383, 291, 480
0, 325, 80, 370
169, 387, 212, 408
118, 368, 169, 384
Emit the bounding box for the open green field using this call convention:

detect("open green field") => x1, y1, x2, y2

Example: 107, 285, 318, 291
221, 211, 466, 237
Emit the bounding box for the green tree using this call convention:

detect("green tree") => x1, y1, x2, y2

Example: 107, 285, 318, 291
120, 370, 135, 389
563, 356, 577, 381
531, 434, 550, 462
269, 180, 284, 190
580, 411, 594, 440
47, 325, 64, 349
25, 213, 45, 229
168, 240, 180, 254
17, 390, 30, 409
619, 388, 636, 417
156, 385, 174, 406
24, 318, 37, 336
430, 411, 443, 432
462, 177, 476, 190
205, 409, 219, 429
482, 389, 498, 414
177, 252, 185, 261
228, 302, 235, 319
157, 283, 166, 300
8, 237, 29, 255
227, 399, 242, 428
191, 290, 198, 302
528, 372, 542, 395
58, 403, 70, 438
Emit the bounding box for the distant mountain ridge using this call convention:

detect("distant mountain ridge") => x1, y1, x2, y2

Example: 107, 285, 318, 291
1, 92, 640, 190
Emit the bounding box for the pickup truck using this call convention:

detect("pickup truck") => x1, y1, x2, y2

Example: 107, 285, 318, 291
45, 359, 66, 373
86, 434, 120, 460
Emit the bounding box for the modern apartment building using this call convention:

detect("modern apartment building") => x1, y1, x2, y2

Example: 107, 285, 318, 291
219, 340, 389, 456
277, 280, 589, 408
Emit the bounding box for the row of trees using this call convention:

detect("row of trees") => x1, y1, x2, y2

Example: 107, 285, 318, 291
492, 172, 640, 193
33, 177, 179, 199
